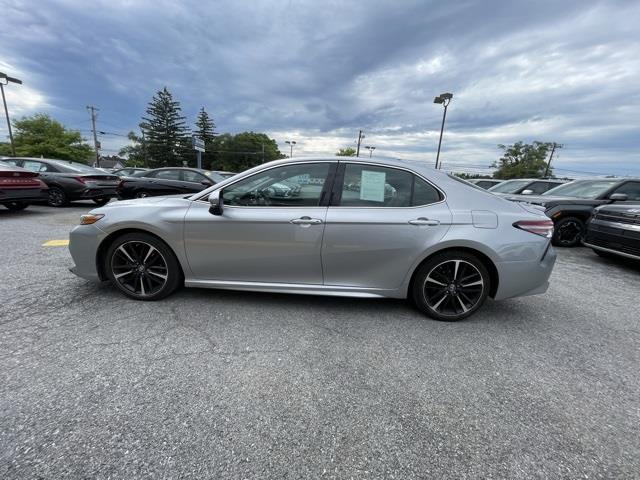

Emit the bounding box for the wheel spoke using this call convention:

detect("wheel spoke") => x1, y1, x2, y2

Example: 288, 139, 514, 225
117, 245, 135, 263
426, 275, 446, 286
461, 279, 483, 288
456, 295, 468, 313
143, 245, 157, 263
453, 260, 460, 280
139, 275, 146, 295
432, 294, 448, 311
147, 269, 167, 280
114, 269, 134, 279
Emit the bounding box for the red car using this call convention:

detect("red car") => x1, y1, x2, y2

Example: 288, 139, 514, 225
0, 160, 49, 211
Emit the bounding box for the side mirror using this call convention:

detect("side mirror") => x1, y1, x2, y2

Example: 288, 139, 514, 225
521, 189, 534, 195
208, 191, 223, 215
609, 193, 628, 202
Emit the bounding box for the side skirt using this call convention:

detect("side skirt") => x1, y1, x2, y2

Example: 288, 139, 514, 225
183, 279, 404, 299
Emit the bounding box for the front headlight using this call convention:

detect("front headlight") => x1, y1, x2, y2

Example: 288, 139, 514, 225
80, 214, 104, 225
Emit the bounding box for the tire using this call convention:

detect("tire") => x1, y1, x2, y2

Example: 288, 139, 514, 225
47, 186, 69, 207
412, 250, 490, 322
552, 216, 584, 247
4, 201, 28, 211
135, 190, 150, 198
93, 197, 110, 206
104, 232, 182, 301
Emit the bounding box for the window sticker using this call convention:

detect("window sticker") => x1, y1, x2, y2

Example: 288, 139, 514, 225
359, 170, 386, 202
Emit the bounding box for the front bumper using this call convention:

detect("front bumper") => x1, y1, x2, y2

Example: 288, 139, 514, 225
68, 223, 108, 281
583, 221, 640, 260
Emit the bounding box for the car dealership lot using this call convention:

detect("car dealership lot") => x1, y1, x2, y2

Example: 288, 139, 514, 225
1, 204, 639, 479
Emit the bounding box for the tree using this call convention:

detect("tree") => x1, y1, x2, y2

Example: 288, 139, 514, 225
336, 147, 356, 157
118, 130, 146, 167
194, 107, 217, 169
492, 141, 553, 179
0, 113, 93, 161
141, 87, 191, 168
209, 132, 285, 172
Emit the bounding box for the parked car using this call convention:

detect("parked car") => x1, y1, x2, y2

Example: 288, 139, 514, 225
69, 156, 557, 322
116, 167, 226, 199
112, 167, 149, 177
503, 178, 640, 247
0, 160, 49, 210
2, 157, 119, 207
467, 179, 503, 190
488, 178, 566, 196
583, 204, 640, 261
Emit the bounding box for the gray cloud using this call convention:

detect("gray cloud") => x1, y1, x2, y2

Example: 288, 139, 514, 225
0, 0, 638, 174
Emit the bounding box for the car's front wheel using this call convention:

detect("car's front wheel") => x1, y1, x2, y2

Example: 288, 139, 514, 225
412, 251, 490, 321
4, 201, 28, 211
104, 232, 183, 300
93, 197, 110, 206
552, 216, 584, 247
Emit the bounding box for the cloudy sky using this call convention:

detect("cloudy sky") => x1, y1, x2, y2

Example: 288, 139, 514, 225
1, 0, 639, 176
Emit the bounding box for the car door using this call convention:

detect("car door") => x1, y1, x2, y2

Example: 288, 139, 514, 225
183, 161, 336, 284
610, 181, 640, 202
322, 162, 452, 290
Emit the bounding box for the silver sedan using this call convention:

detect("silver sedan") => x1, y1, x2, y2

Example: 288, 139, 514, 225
69, 157, 556, 321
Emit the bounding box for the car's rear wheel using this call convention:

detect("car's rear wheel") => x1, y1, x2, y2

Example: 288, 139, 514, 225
552, 216, 584, 247
105, 233, 182, 301
135, 190, 150, 198
412, 251, 490, 321
47, 186, 68, 207
93, 197, 110, 206
4, 201, 28, 211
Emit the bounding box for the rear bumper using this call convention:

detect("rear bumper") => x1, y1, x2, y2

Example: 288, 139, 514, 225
68, 224, 107, 281
493, 242, 557, 300
0, 188, 48, 203
74, 187, 118, 200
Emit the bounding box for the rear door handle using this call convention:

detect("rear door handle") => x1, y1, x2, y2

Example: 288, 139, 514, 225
290, 216, 323, 225
408, 217, 440, 226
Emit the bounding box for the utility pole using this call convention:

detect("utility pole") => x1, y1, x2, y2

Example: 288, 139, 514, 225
356, 130, 365, 157
544, 142, 562, 178
261, 142, 265, 163
433, 92, 453, 169
0, 71, 22, 156
86, 105, 100, 167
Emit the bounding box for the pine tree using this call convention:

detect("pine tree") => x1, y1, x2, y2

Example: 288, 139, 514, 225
194, 107, 216, 143
141, 87, 191, 167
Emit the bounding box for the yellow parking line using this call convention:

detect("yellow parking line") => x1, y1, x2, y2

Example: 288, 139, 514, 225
42, 239, 69, 247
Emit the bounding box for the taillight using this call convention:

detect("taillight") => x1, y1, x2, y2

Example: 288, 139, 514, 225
513, 219, 554, 238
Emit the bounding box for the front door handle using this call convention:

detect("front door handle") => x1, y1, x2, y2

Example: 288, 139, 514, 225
408, 217, 440, 226
290, 216, 323, 225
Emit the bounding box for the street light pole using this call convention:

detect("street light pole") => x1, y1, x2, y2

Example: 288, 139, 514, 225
365, 146, 376, 157
433, 92, 453, 169
0, 72, 22, 157
285, 140, 296, 158
356, 130, 365, 157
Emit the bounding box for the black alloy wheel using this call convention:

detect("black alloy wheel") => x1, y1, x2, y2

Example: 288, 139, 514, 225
413, 251, 490, 321
552, 217, 584, 247
47, 186, 68, 207
105, 233, 182, 300
93, 197, 110, 206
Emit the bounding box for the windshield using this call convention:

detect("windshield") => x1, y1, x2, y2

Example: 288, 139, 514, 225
542, 180, 618, 199
48, 160, 104, 173
488, 179, 531, 193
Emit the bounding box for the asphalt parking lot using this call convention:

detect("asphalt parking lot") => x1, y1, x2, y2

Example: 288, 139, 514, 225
1, 203, 639, 479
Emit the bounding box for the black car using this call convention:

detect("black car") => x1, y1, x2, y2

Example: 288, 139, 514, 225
583, 204, 640, 261
112, 167, 149, 177
487, 178, 566, 195
2, 157, 120, 207
0, 160, 49, 210
504, 178, 640, 247
116, 167, 226, 199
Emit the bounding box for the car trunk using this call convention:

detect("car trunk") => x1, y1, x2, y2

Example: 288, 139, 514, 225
0, 169, 43, 189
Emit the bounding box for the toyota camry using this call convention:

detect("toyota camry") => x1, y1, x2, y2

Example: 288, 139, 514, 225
69, 157, 556, 321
